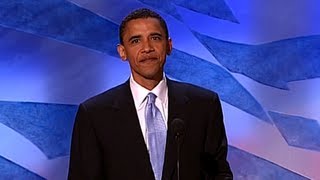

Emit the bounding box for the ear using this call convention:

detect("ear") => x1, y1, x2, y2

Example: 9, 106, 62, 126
117, 44, 127, 60
166, 38, 173, 55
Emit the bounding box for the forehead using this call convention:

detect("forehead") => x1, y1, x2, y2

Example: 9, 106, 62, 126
122, 18, 165, 37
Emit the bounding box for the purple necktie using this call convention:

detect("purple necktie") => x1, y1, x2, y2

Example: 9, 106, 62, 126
145, 93, 167, 180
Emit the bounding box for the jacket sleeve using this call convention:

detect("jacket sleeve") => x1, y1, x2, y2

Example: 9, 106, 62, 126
68, 104, 105, 180
201, 94, 233, 180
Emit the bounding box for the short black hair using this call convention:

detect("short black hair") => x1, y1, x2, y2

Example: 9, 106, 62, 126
119, 8, 169, 44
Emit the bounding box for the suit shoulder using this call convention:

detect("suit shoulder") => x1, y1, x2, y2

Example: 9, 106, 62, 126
81, 82, 128, 109
170, 80, 218, 100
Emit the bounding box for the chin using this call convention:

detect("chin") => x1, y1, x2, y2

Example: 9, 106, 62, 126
143, 72, 163, 80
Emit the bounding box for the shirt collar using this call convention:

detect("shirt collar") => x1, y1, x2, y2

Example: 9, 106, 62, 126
130, 74, 168, 109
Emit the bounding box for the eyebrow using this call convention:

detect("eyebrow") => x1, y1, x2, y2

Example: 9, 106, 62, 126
127, 32, 163, 42
150, 32, 163, 37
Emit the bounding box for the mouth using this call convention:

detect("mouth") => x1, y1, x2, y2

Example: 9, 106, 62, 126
140, 57, 158, 63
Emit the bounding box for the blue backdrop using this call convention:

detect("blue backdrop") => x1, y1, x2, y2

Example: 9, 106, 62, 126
0, 0, 319, 179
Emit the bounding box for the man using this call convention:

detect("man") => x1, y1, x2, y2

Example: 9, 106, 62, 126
68, 8, 233, 180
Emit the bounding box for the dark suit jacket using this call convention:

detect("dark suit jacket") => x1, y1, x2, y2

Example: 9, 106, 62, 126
68, 79, 233, 180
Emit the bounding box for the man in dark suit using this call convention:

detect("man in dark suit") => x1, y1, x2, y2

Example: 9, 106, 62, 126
68, 8, 233, 180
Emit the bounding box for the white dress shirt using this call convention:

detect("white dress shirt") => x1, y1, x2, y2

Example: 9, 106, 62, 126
130, 75, 168, 149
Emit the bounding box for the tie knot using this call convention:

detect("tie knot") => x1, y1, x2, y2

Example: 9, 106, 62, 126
147, 93, 157, 104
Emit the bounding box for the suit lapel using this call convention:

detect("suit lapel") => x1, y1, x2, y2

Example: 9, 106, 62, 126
113, 81, 155, 178
162, 79, 190, 179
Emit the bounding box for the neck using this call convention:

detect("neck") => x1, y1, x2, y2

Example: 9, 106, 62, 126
133, 74, 163, 90
141, 80, 160, 90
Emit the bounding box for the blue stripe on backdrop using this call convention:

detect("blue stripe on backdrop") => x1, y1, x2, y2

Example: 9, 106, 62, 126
0, 0, 119, 56
269, 111, 320, 151
193, 32, 320, 90
0, 156, 44, 180
228, 146, 308, 180
138, 0, 238, 23
0, 101, 77, 159
0, 101, 77, 179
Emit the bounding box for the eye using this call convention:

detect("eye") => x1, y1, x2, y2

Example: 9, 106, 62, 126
151, 36, 161, 41
130, 38, 140, 44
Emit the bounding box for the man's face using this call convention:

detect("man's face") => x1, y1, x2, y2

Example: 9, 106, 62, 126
117, 17, 172, 85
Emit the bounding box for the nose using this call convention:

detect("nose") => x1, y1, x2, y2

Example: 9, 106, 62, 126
142, 39, 154, 53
